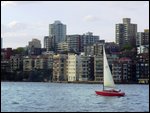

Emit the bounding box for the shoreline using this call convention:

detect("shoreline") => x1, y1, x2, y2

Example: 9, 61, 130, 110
1, 81, 149, 84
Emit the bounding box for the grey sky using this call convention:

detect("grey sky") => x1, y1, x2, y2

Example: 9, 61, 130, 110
1, 1, 149, 48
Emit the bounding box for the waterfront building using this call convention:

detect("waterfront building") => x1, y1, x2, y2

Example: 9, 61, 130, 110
136, 53, 149, 83
136, 29, 149, 46
47, 54, 54, 70
10, 55, 23, 72
23, 56, 34, 72
67, 53, 80, 81
53, 54, 68, 81
1, 60, 10, 73
112, 57, 135, 83
78, 53, 94, 81
116, 18, 137, 48
94, 55, 103, 82
34, 56, 48, 70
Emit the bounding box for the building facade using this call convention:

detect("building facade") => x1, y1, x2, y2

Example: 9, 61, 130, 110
78, 54, 94, 81
112, 57, 135, 83
10, 55, 23, 72
49, 21, 66, 44
23, 56, 34, 72
67, 53, 80, 81
136, 29, 149, 46
28, 39, 42, 55
66, 35, 82, 53
53, 54, 68, 81
94, 55, 103, 82
136, 53, 149, 83
116, 18, 137, 48
57, 41, 69, 52
44, 36, 56, 51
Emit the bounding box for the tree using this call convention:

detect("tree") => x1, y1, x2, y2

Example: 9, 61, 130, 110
15, 47, 25, 54
121, 44, 133, 51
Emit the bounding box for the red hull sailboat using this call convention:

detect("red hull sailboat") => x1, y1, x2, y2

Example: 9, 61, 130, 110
95, 90, 125, 96
95, 46, 125, 97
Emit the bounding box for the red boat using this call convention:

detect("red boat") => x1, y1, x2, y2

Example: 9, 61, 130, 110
95, 90, 125, 96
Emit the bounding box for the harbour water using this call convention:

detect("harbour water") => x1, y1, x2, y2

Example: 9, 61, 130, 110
1, 82, 149, 112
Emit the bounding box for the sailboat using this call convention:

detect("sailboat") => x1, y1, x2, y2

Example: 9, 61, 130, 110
95, 46, 125, 96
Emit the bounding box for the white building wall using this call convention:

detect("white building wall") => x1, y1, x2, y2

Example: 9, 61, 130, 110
67, 54, 80, 81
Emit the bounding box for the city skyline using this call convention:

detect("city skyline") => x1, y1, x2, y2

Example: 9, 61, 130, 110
1, 1, 149, 48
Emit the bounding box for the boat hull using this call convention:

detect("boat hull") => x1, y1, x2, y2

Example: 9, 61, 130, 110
95, 90, 125, 96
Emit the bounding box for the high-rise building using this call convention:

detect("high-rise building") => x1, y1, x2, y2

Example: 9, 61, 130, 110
49, 21, 66, 44
44, 36, 55, 51
28, 39, 41, 48
116, 18, 137, 48
28, 39, 41, 55
66, 32, 99, 53
84, 43, 103, 56
66, 35, 82, 53
136, 29, 149, 46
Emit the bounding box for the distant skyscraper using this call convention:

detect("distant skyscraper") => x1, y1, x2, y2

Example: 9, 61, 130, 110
49, 20, 66, 44
66, 32, 99, 53
44, 36, 55, 51
116, 18, 137, 48
136, 29, 149, 46
28, 39, 41, 55
28, 39, 41, 48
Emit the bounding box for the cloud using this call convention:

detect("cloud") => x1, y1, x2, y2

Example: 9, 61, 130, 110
2, 21, 48, 48
8, 21, 27, 30
1, 1, 44, 7
1, 1, 15, 7
2, 21, 47, 34
83, 15, 100, 22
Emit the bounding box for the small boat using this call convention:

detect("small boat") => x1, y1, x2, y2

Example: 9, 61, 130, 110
95, 90, 125, 96
95, 45, 125, 97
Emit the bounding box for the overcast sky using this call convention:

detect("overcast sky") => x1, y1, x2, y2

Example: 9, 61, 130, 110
1, 1, 149, 48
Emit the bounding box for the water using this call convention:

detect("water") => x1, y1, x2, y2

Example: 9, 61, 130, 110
1, 82, 149, 112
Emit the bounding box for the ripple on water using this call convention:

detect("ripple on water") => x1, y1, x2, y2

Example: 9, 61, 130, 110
1, 82, 149, 112
12, 102, 19, 104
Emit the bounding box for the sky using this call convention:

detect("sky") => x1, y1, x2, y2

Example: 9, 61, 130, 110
1, 1, 149, 49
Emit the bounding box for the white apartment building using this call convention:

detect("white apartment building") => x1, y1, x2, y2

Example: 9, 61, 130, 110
23, 56, 34, 71
67, 53, 80, 81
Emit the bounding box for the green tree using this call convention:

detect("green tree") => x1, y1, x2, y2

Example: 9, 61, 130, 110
16, 47, 25, 54
122, 44, 133, 51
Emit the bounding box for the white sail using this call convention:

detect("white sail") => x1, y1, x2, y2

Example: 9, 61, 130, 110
103, 46, 115, 88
